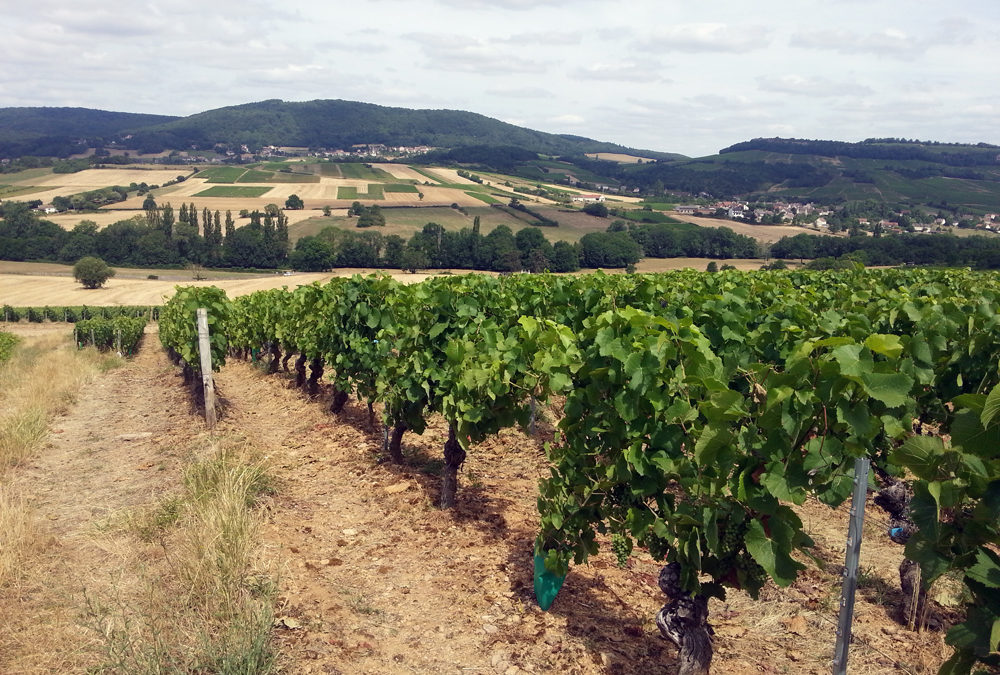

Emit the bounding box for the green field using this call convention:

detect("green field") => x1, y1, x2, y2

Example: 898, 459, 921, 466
194, 186, 272, 198
383, 184, 419, 193
318, 163, 342, 177
337, 185, 385, 200
465, 191, 499, 204
337, 163, 394, 181
410, 167, 446, 184
0, 185, 49, 198
195, 167, 246, 183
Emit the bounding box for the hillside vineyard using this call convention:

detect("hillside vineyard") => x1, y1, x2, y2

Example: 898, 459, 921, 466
160, 269, 1000, 673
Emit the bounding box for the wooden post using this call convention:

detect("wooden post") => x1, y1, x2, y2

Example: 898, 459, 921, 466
196, 308, 217, 428
529, 396, 537, 436
833, 457, 870, 675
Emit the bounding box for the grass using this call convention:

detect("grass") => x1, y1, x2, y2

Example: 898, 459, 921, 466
235, 169, 275, 183
85, 439, 277, 673
0, 332, 122, 589
0, 333, 121, 471
0, 488, 35, 588
0, 185, 49, 198
465, 191, 499, 204
384, 183, 419, 193
194, 186, 272, 198
0, 331, 17, 362
410, 167, 446, 184
337, 185, 385, 200
337, 163, 394, 181
195, 167, 246, 184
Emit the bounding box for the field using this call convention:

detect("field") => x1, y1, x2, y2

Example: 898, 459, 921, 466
585, 152, 658, 163
194, 185, 273, 198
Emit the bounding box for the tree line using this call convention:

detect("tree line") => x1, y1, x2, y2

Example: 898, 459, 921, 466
0, 200, 289, 269
771, 232, 1000, 268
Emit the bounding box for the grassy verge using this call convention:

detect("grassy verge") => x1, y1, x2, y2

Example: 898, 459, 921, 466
194, 186, 272, 198
0, 333, 120, 471
0, 332, 122, 587
84, 439, 277, 673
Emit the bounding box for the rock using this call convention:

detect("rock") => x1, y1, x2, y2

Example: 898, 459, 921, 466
385, 482, 410, 494
342, 528, 357, 536
483, 623, 500, 635
116, 432, 152, 441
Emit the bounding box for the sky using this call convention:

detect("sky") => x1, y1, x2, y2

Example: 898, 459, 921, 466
3, 0, 999, 158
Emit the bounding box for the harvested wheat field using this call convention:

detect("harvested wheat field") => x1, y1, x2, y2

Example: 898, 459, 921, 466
671, 215, 833, 244
0, 322, 956, 674
31, 168, 190, 189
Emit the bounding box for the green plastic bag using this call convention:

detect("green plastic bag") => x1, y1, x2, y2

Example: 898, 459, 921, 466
533, 553, 567, 611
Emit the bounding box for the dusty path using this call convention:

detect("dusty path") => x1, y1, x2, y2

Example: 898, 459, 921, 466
0, 326, 198, 673
213, 359, 672, 675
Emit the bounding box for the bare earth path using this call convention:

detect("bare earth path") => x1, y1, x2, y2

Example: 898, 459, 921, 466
0, 325, 197, 672
212, 360, 666, 674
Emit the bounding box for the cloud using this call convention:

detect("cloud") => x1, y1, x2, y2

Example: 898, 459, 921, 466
496, 31, 583, 46
757, 74, 873, 97
549, 113, 585, 125
574, 61, 670, 83
486, 86, 554, 99
789, 20, 975, 59
405, 32, 549, 74
637, 23, 771, 53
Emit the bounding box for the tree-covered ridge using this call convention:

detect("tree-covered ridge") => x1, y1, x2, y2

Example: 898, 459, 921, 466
0, 107, 178, 158
0, 99, 654, 158
720, 137, 1000, 167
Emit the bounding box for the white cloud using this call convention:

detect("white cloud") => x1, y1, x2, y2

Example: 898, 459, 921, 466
638, 23, 771, 53
757, 74, 874, 97
574, 61, 669, 83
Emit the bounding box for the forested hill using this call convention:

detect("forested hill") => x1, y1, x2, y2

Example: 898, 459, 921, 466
0, 108, 178, 157
608, 137, 1000, 212
0, 99, 667, 159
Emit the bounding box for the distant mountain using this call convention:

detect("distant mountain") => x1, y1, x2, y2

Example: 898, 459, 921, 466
0, 99, 673, 160
0, 107, 178, 157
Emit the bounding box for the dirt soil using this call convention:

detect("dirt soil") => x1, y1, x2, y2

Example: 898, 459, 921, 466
0, 323, 958, 674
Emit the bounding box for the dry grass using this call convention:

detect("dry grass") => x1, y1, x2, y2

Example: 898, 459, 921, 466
0, 334, 119, 470
84, 439, 277, 674
0, 334, 119, 591
0, 488, 36, 588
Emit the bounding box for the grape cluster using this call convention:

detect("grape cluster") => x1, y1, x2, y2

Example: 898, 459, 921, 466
610, 534, 630, 568
645, 534, 671, 562
736, 552, 768, 590
719, 516, 747, 558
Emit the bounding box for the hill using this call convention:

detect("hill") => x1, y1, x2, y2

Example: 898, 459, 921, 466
0, 99, 671, 160
614, 137, 1000, 212
0, 108, 178, 158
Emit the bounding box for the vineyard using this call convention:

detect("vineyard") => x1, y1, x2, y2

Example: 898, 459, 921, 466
156, 268, 1000, 674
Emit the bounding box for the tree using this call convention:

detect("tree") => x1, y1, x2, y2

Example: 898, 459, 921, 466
72, 256, 115, 289
582, 201, 609, 217
285, 194, 305, 210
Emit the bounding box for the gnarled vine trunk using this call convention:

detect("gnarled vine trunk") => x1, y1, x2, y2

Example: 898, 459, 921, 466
388, 420, 407, 464
281, 351, 293, 372
440, 424, 466, 509
873, 475, 927, 628
307, 358, 323, 398
268, 343, 281, 374
656, 563, 713, 675
294, 354, 307, 388
329, 388, 349, 414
